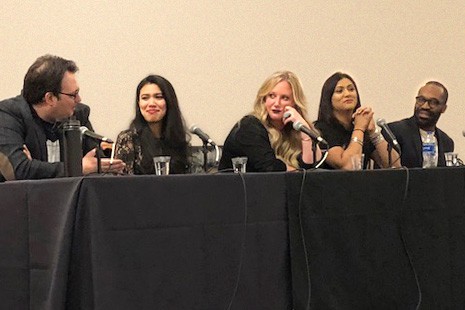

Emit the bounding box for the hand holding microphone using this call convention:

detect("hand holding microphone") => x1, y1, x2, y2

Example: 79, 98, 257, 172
282, 107, 305, 125
283, 108, 328, 145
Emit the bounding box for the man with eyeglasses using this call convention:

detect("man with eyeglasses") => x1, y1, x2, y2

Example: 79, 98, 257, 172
387, 81, 454, 168
0, 54, 124, 181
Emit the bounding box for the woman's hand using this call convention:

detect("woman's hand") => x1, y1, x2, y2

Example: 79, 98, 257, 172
282, 106, 309, 127
282, 106, 322, 164
367, 117, 376, 135
352, 106, 374, 132
282, 106, 318, 140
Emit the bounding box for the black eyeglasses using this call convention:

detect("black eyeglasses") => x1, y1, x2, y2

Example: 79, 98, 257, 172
59, 91, 79, 100
415, 96, 442, 108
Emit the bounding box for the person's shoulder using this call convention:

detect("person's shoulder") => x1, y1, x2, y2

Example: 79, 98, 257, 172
314, 119, 328, 130
0, 95, 28, 112
74, 103, 90, 119
0, 95, 31, 122
436, 126, 454, 144
117, 128, 137, 140
388, 117, 414, 131
240, 114, 260, 125
235, 115, 266, 132
75, 102, 90, 111
314, 120, 338, 135
388, 117, 412, 126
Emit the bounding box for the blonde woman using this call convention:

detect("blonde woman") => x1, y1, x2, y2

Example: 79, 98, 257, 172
219, 71, 321, 172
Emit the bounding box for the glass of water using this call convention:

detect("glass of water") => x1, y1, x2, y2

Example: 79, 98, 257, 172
153, 156, 171, 175
231, 157, 248, 173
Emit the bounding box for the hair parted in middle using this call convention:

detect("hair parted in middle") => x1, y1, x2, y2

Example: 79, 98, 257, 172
317, 72, 361, 125
251, 70, 311, 168
131, 74, 190, 147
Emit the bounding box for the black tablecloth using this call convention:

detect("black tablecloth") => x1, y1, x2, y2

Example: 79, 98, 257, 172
288, 167, 465, 309
1, 173, 291, 310
0, 178, 84, 309
2, 168, 465, 309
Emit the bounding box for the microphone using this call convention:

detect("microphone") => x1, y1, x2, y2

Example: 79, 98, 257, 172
189, 125, 216, 146
79, 126, 113, 143
293, 121, 328, 145
376, 119, 401, 154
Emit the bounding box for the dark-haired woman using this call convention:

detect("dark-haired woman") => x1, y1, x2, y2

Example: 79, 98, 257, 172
314, 72, 399, 170
115, 75, 190, 174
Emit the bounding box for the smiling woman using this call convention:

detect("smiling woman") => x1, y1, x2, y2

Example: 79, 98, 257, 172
114, 75, 191, 174
314, 72, 400, 170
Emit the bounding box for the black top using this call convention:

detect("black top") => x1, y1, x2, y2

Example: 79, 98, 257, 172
115, 127, 189, 175
388, 116, 454, 168
314, 120, 375, 169
219, 115, 313, 172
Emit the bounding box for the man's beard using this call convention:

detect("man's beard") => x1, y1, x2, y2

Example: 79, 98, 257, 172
414, 107, 441, 129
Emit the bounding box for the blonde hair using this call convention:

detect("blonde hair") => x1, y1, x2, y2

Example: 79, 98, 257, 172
252, 71, 310, 168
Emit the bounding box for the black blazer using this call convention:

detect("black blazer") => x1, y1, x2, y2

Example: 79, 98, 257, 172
0, 95, 95, 180
387, 116, 454, 168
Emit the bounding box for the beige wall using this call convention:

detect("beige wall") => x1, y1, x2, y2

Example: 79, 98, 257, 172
1, 1, 464, 157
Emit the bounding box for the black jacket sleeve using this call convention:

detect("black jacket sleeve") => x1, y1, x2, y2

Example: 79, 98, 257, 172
219, 116, 286, 172
0, 96, 64, 180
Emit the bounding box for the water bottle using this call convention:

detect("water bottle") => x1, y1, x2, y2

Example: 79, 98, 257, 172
63, 119, 83, 176
422, 131, 437, 168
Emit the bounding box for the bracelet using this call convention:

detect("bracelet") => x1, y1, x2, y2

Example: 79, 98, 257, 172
353, 128, 365, 133
369, 127, 381, 139
351, 137, 364, 146
370, 133, 384, 146
369, 127, 383, 146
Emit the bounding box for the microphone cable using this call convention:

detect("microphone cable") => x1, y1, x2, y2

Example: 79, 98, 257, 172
457, 158, 464, 166
213, 144, 220, 165
296, 166, 421, 309
295, 168, 313, 310
391, 154, 401, 167
397, 166, 422, 309
313, 149, 329, 169
225, 170, 248, 310
389, 144, 402, 168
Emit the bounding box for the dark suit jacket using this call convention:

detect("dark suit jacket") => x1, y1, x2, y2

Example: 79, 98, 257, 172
387, 116, 454, 168
0, 95, 95, 181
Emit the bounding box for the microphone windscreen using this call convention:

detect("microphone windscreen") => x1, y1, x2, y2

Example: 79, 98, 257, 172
376, 118, 386, 127
292, 121, 302, 131
189, 125, 198, 134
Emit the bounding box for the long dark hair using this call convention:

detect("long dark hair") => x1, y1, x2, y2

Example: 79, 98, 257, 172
317, 72, 361, 125
130, 75, 190, 172
131, 75, 190, 147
